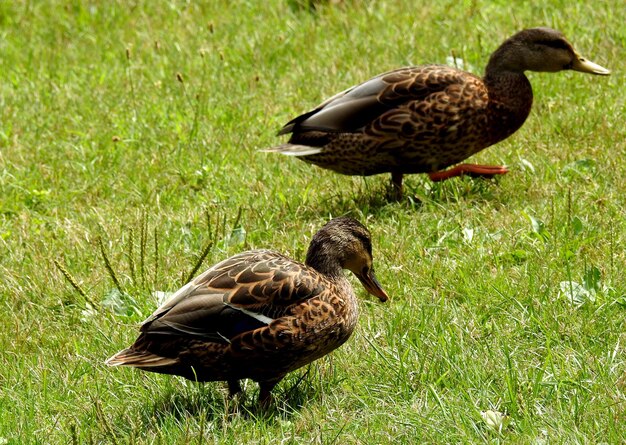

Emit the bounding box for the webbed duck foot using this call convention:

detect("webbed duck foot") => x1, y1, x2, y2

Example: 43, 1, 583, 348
428, 164, 509, 182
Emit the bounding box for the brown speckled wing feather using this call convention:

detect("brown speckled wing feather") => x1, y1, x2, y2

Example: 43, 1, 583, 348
140, 250, 326, 343
281, 66, 487, 140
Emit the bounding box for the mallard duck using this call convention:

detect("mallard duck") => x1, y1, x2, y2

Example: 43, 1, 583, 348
267, 27, 609, 197
105, 217, 388, 407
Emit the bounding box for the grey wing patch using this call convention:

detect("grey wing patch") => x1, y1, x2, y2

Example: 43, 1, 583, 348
284, 76, 391, 134
142, 292, 271, 343
141, 280, 200, 324
295, 96, 389, 133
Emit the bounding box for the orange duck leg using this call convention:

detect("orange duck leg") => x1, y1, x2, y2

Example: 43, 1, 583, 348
428, 164, 509, 182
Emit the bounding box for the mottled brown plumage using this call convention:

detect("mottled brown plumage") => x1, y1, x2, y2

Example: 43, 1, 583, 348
106, 217, 388, 407
267, 27, 609, 197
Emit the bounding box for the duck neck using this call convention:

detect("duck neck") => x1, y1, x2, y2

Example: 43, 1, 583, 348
305, 243, 345, 279
483, 40, 534, 122
482, 68, 534, 144
483, 69, 533, 106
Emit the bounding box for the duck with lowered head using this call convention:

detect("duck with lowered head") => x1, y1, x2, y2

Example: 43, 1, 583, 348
106, 217, 388, 407
267, 27, 610, 198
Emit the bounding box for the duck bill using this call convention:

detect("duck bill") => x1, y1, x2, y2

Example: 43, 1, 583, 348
358, 270, 389, 302
571, 55, 610, 75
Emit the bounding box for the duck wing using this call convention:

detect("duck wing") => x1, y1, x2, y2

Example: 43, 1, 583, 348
139, 250, 325, 343
279, 65, 483, 138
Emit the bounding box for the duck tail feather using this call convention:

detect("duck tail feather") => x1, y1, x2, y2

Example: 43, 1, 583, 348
261, 144, 322, 156
105, 348, 178, 368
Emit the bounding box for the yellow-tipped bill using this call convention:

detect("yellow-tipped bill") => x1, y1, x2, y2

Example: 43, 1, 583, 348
571, 54, 610, 75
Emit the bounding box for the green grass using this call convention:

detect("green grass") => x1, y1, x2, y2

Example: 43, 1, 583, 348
1, 0, 625, 442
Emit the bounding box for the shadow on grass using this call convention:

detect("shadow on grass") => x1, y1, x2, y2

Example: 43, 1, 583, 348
144, 383, 226, 423
145, 378, 318, 422
104, 368, 323, 437
295, 174, 506, 222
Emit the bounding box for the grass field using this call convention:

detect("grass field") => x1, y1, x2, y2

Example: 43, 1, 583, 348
1, 0, 625, 443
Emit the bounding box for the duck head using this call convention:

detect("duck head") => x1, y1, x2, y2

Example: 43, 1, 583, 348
487, 27, 610, 76
306, 217, 389, 302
